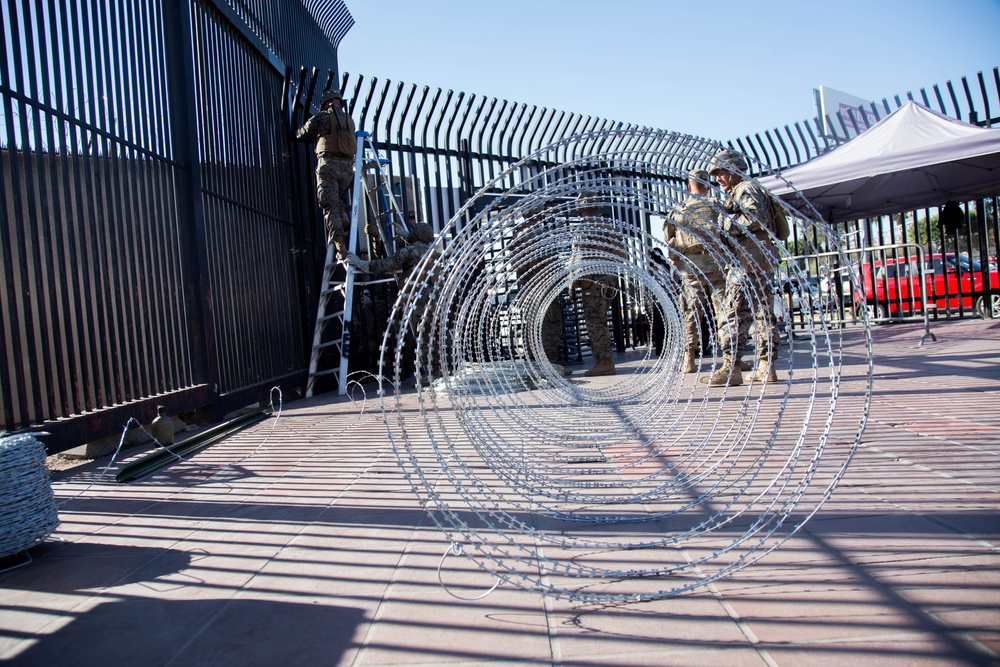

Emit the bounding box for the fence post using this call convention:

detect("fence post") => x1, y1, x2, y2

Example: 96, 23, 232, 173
975, 198, 996, 319
162, 1, 214, 393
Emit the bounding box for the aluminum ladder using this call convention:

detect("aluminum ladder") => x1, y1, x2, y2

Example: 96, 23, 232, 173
305, 131, 407, 397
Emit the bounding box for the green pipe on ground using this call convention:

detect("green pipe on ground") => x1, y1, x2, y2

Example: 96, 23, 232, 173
116, 408, 269, 483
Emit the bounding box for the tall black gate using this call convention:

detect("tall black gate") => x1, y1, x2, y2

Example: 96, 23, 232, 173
0, 0, 351, 453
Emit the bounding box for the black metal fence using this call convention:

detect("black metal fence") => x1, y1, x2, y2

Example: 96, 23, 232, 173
726, 68, 1000, 173
1, 0, 350, 453
2, 0, 997, 454
289, 70, 686, 389
336, 72, 669, 232
327, 68, 999, 339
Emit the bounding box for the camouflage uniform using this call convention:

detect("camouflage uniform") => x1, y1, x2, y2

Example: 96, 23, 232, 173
510, 198, 617, 376
540, 300, 563, 362
367, 240, 430, 278
573, 193, 619, 376
665, 191, 727, 365
362, 221, 434, 285
350, 223, 439, 373
511, 211, 566, 366
717, 174, 779, 371
295, 92, 357, 257
577, 279, 613, 359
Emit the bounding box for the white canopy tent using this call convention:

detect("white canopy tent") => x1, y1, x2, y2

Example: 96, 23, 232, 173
759, 101, 1000, 222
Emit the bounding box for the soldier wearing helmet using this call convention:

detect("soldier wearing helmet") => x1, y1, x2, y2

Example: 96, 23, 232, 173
505, 200, 572, 377
664, 168, 729, 374
320, 88, 343, 106
345, 220, 440, 368
344, 222, 436, 280
407, 222, 434, 245
572, 191, 619, 377
295, 86, 357, 259
705, 149, 780, 386
708, 149, 748, 175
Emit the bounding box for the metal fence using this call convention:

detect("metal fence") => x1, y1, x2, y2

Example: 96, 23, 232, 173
778, 198, 999, 333
331, 71, 716, 355
0, 0, 350, 453
337, 72, 678, 232
327, 68, 999, 341
725, 68, 1000, 173
2, 0, 996, 455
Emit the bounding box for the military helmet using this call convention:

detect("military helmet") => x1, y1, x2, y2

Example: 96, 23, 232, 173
320, 88, 344, 107
687, 168, 710, 182
409, 222, 434, 244
708, 149, 748, 175
575, 190, 601, 211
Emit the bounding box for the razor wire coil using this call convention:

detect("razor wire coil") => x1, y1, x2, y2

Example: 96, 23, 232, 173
379, 128, 873, 602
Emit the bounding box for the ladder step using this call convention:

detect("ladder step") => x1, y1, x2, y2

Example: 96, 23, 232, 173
308, 367, 342, 379
317, 311, 345, 323
313, 340, 342, 351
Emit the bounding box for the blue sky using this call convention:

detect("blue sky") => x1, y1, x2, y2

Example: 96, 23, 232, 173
337, 0, 1000, 142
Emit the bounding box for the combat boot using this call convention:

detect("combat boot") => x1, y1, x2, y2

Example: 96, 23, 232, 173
752, 359, 777, 383
682, 351, 696, 373
584, 356, 616, 377
700, 359, 742, 386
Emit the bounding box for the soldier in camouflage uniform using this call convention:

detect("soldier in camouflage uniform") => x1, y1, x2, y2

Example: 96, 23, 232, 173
346, 222, 435, 332
509, 204, 571, 376
345, 223, 440, 377
344, 222, 434, 280
295, 88, 357, 259
574, 193, 617, 377
665, 169, 727, 373
707, 149, 780, 386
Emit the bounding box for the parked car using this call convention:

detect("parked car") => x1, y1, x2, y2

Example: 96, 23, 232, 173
853, 252, 1000, 320
819, 268, 857, 307
776, 276, 834, 319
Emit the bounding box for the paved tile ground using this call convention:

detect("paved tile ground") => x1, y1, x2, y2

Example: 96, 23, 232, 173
2, 317, 998, 666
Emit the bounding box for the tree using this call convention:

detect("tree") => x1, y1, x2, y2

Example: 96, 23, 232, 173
905, 209, 979, 250
906, 213, 941, 248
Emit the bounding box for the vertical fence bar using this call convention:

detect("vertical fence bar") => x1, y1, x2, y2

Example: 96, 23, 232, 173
976, 71, 991, 127
164, 0, 213, 390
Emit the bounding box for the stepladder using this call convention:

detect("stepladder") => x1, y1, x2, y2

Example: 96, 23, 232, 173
305, 131, 409, 397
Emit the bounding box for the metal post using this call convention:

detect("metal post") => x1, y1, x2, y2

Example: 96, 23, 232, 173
162, 0, 213, 391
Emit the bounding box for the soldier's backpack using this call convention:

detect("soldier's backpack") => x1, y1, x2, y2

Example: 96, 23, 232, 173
770, 197, 791, 241
318, 108, 357, 158
331, 109, 357, 158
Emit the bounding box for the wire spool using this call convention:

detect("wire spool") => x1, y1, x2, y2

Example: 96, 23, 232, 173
0, 434, 60, 559
380, 128, 874, 602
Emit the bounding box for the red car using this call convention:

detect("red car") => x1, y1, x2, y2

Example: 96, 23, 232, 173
854, 252, 1000, 320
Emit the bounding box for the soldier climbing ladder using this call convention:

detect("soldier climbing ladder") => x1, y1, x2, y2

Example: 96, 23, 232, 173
306, 132, 409, 397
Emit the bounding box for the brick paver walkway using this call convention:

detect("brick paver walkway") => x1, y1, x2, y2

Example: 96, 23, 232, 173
2, 318, 998, 666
